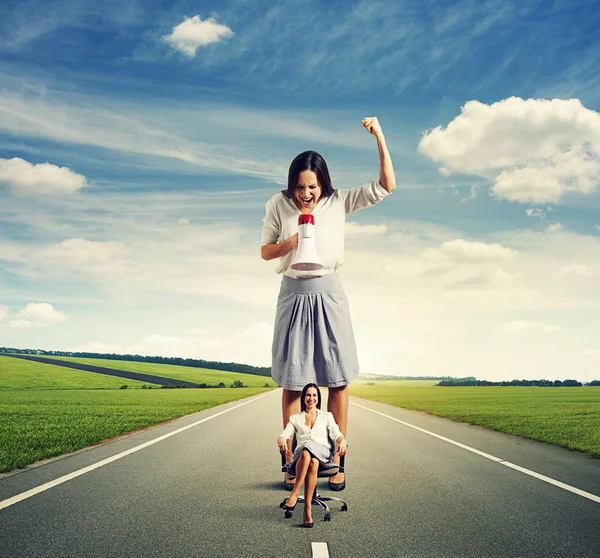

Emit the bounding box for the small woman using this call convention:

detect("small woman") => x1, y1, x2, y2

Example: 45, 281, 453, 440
277, 383, 347, 528
262, 117, 395, 491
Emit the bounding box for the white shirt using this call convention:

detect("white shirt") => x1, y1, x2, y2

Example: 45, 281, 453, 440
261, 180, 391, 278
279, 410, 343, 450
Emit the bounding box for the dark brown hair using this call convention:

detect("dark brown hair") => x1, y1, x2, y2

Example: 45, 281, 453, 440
285, 151, 334, 199
300, 383, 322, 411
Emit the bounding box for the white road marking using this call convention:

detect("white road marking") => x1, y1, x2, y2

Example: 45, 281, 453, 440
0, 390, 276, 511
351, 401, 600, 505
311, 542, 330, 558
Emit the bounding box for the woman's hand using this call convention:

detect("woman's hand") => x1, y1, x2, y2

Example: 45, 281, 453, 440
277, 436, 288, 455
261, 233, 298, 261
288, 233, 298, 251
335, 436, 347, 456
362, 117, 383, 138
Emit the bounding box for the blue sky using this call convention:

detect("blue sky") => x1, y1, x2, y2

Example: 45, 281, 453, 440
1, 0, 600, 382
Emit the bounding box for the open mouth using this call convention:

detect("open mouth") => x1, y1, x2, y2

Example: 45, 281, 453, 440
301, 197, 313, 205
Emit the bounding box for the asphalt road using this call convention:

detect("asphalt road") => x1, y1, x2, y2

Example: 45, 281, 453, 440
1, 389, 599, 558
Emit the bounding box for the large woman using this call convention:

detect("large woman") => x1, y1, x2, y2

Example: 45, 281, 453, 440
261, 117, 395, 491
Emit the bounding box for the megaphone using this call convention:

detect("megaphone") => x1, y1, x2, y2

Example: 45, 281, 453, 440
290, 214, 323, 271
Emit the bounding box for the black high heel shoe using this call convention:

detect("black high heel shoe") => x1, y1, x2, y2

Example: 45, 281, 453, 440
280, 498, 297, 511
302, 521, 314, 528
328, 478, 346, 491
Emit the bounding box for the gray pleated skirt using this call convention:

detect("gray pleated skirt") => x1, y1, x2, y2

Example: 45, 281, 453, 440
283, 440, 339, 477
271, 272, 359, 391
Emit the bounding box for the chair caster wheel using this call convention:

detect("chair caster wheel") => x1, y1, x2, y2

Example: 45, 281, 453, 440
284, 511, 293, 519
341, 504, 348, 511
324, 513, 331, 521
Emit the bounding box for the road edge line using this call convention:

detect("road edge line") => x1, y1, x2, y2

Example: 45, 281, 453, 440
351, 401, 600, 505
0, 390, 276, 511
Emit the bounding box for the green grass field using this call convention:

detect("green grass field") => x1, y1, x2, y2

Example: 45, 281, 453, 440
0, 387, 271, 473
0, 355, 276, 474
349, 380, 600, 456
0, 356, 151, 390
34, 356, 276, 388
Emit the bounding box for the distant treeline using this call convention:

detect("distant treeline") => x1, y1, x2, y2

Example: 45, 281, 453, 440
360, 375, 454, 381
0, 347, 271, 377
437, 377, 599, 387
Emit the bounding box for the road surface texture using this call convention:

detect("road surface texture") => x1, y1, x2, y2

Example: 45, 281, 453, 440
1, 389, 599, 557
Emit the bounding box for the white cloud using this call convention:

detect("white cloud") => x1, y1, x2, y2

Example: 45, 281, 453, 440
0, 86, 381, 184
0, 306, 8, 322
559, 263, 598, 278
419, 97, 600, 203
0, 91, 288, 182
163, 16, 234, 57
527, 208, 546, 220
38, 238, 131, 270
451, 183, 480, 203
0, 157, 86, 196
386, 238, 518, 281
385, 238, 520, 290
345, 221, 388, 236
425, 239, 517, 264
498, 320, 561, 333
10, 303, 67, 328
546, 223, 562, 232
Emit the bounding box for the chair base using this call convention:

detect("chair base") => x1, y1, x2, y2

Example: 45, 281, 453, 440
280, 493, 348, 522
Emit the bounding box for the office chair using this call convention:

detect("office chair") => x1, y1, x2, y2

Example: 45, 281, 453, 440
279, 435, 348, 522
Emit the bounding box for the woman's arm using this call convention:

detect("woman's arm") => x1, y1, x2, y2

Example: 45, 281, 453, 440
326, 411, 345, 454
261, 234, 298, 261
335, 435, 347, 456
362, 117, 396, 193
277, 435, 288, 454
277, 418, 296, 454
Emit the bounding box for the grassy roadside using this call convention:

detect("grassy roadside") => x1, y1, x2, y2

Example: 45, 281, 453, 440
349, 381, 600, 457
30, 356, 276, 387
0, 387, 273, 473
0, 356, 151, 390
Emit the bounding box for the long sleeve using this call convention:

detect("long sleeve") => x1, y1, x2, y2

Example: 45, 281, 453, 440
261, 195, 281, 245
279, 418, 295, 441
339, 180, 391, 214
326, 412, 343, 441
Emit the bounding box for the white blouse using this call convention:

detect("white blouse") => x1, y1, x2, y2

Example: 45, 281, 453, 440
261, 180, 391, 278
279, 409, 344, 450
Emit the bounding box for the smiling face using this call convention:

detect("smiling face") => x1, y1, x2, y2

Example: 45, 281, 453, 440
304, 386, 319, 410
293, 170, 322, 213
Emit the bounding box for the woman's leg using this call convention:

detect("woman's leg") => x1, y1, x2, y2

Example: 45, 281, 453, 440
303, 457, 319, 524
286, 449, 311, 506
282, 389, 302, 483
327, 385, 348, 483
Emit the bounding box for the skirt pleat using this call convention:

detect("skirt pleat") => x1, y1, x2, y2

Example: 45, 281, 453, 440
271, 272, 359, 391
